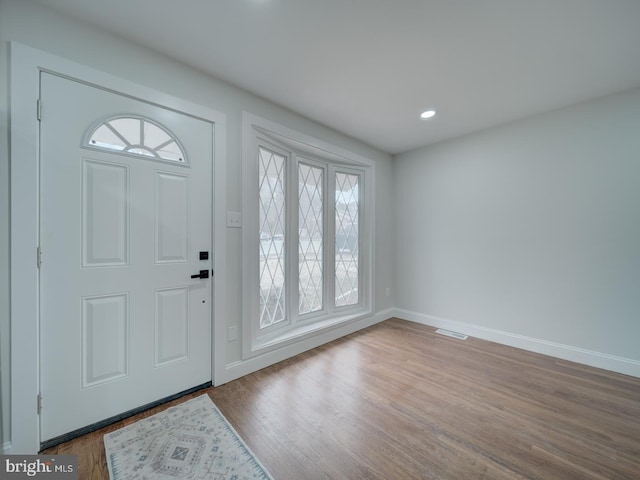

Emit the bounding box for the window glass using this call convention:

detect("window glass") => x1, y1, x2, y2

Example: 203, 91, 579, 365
335, 172, 359, 307
86, 116, 186, 163
298, 163, 324, 314
258, 147, 287, 328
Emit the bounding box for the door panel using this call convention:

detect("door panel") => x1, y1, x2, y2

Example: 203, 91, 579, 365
82, 159, 129, 266
39, 72, 213, 442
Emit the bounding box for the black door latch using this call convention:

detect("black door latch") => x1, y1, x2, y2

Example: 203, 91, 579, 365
191, 269, 209, 279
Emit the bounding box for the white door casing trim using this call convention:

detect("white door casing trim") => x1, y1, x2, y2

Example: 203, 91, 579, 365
9, 42, 227, 454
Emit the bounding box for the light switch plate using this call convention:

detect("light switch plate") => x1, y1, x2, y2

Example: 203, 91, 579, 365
227, 211, 242, 228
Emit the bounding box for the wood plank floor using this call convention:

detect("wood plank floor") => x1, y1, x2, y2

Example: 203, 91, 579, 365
43, 318, 640, 479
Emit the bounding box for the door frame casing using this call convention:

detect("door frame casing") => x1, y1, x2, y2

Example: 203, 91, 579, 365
9, 42, 228, 453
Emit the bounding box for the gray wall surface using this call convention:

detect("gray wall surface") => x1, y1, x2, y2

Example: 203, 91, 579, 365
0, 0, 394, 448
394, 87, 640, 361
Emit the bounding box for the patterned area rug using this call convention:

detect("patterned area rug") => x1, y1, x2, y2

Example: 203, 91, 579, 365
104, 395, 274, 480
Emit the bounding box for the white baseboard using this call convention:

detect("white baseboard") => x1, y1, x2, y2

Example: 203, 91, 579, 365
1, 441, 11, 454
222, 308, 394, 384
393, 308, 640, 378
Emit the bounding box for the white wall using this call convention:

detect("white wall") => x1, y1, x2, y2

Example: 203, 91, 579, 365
0, 0, 394, 449
4, 0, 637, 454
395, 87, 640, 368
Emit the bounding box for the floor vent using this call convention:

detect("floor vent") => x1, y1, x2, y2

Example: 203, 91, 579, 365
435, 329, 468, 340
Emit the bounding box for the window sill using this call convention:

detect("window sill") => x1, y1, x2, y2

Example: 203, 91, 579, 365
247, 308, 372, 358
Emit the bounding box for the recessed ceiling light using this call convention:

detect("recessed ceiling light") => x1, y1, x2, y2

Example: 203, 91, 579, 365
420, 109, 437, 120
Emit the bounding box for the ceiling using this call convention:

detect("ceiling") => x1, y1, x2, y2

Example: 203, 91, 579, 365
35, 0, 640, 155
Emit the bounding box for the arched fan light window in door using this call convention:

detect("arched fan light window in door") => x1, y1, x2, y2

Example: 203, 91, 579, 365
84, 115, 187, 164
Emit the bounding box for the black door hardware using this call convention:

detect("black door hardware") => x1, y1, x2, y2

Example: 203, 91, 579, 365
191, 269, 209, 279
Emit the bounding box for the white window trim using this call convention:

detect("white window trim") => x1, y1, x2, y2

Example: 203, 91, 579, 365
242, 112, 374, 358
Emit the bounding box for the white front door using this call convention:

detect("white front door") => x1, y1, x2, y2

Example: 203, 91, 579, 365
39, 72, 213, 442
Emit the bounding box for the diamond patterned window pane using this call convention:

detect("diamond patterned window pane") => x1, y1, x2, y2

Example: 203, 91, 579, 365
298, 163, 323, 315
259, 147, 287, 328
335, 172, 359, 307
86, 116, 186, 163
